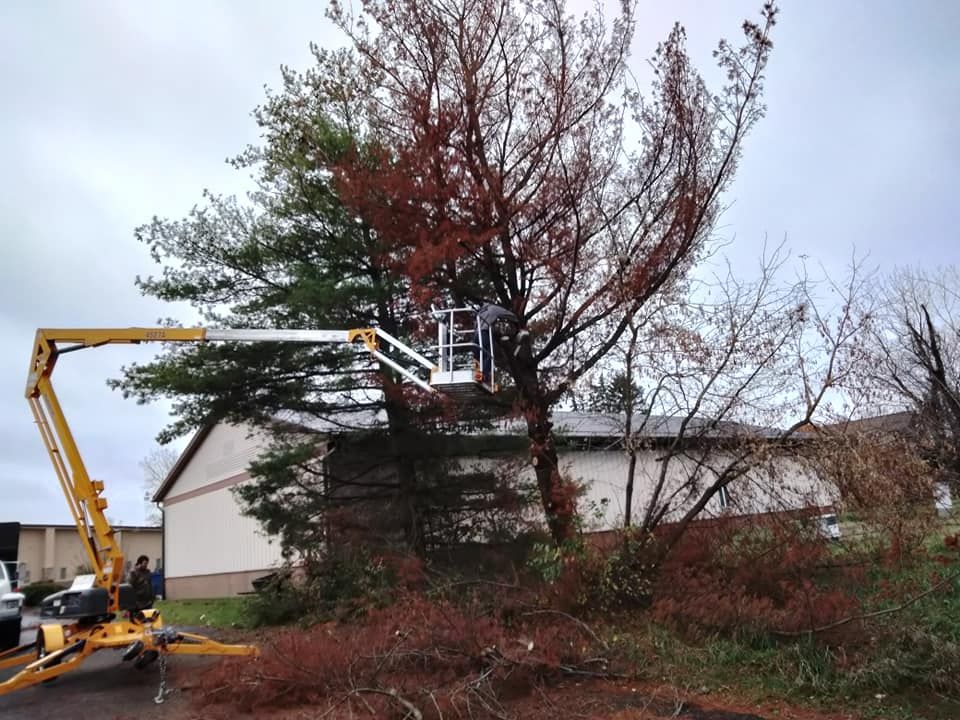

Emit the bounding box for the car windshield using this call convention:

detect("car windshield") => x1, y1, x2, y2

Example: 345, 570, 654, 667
2, 562, 16, 583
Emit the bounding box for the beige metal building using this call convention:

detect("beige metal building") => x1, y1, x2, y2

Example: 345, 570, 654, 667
548, 413, 835, 528
153, 422, 283, 599
155, 413, 836, 599
16, 524, 161, 586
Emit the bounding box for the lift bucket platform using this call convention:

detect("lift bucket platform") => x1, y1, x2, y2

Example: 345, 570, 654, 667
430, 307, 497, 397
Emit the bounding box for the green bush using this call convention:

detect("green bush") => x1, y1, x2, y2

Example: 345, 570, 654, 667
246, 571, 307, 627
529, 530, 655, 613
591, 531, 655, 611
20, 582, 64, 607
247, 550, 402, 628
308, 550, 395, 617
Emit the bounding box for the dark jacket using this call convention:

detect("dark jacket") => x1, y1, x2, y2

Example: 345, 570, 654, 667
129, 567, 153, 609
477, 303, 518, 330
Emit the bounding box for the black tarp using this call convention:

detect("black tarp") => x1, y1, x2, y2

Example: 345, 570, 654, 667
0, 522, 19, 562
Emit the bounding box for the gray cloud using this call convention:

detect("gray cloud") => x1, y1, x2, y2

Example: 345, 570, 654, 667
0, 0, 338, 525
0, 0, 957, 526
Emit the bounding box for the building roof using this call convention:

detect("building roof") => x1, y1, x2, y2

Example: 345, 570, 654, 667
151, 423, 214, 504
276, 408, 386, 434
19, 524, 160, 532
817, 411, 918, 436
545, 411, 783, 442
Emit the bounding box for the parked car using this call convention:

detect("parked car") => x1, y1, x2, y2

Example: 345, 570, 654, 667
817, 512, 842, 542
0, 560, 25, 650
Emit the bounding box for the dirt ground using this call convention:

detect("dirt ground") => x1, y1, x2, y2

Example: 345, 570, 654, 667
201, 679, 860, 720
0, 625, 859, 720
1, 660, 857, 720
441, 680, 859, 720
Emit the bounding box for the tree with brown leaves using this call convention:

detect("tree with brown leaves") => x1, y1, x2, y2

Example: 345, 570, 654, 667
325, 0, 780, 544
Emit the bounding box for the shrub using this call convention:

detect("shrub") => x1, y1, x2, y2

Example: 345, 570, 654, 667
590, 530, 657, 611
649, 516, 861, 639
843, 624, 960, 696
247, 549, 424, 627
808, 430, 939, 566
198, 591, 602, 715
20, 581, 64, 607
528, 529, 657, 614
246, 572, 306, 627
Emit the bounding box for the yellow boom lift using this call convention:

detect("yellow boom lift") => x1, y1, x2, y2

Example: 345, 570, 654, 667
0, 308, 497, 698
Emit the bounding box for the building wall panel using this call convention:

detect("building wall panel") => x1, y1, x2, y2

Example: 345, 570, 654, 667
164, 481, 282, 584
165, 569, 271, 599
568, 450, 838, 528
16, 526, 161, 586
166, 423, 270, 498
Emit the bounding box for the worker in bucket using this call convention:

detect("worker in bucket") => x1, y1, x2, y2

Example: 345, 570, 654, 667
473, 303, 530, 383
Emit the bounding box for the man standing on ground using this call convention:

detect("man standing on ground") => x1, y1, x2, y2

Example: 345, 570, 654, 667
129, 555, 154, 610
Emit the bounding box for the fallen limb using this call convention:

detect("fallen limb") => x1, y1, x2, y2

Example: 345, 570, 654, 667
559, 664, 627, 679
520, 608, 610, 651
352, 686, 423, 719
773, 566, 960, 637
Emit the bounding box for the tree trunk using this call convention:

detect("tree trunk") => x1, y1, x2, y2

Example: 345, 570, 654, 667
383, 375, 426, 557
624, 452, 637, 528
623, 320, 639, 529
395, 453, 425, 556
526, 400, 577, 544
510, 343, 579, 545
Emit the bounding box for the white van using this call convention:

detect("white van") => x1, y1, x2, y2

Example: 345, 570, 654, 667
0, 560, 24, 650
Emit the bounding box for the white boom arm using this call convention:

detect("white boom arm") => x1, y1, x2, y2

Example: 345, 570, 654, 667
206, 327, 436, 392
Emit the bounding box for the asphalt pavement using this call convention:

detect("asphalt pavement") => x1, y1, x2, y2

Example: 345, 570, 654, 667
0, 621, 214, 720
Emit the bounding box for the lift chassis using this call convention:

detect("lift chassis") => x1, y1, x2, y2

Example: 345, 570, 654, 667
1, 312, 495, 696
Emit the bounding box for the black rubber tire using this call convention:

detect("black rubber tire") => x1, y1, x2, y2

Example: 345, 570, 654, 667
0, 616, 20, 651
134, 649, 159, 670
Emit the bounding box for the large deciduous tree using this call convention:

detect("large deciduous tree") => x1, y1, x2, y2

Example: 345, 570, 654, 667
567, 245, 870, 548
857, 267, 960, 492
324, 0, 779, 542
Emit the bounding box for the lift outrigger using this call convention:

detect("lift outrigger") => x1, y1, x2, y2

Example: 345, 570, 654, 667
0, 308, 498, 697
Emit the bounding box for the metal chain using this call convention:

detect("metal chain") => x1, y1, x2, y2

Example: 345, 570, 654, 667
153, 651, 168, 705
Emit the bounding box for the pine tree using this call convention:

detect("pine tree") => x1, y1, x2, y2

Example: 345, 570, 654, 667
113, 63, 515, 557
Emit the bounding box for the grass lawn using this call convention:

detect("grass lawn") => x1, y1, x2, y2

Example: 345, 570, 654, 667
155, 596, 253, 629
612, 625, 960, 720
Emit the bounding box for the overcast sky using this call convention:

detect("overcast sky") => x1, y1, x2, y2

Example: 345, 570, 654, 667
0, 1, 957, 526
